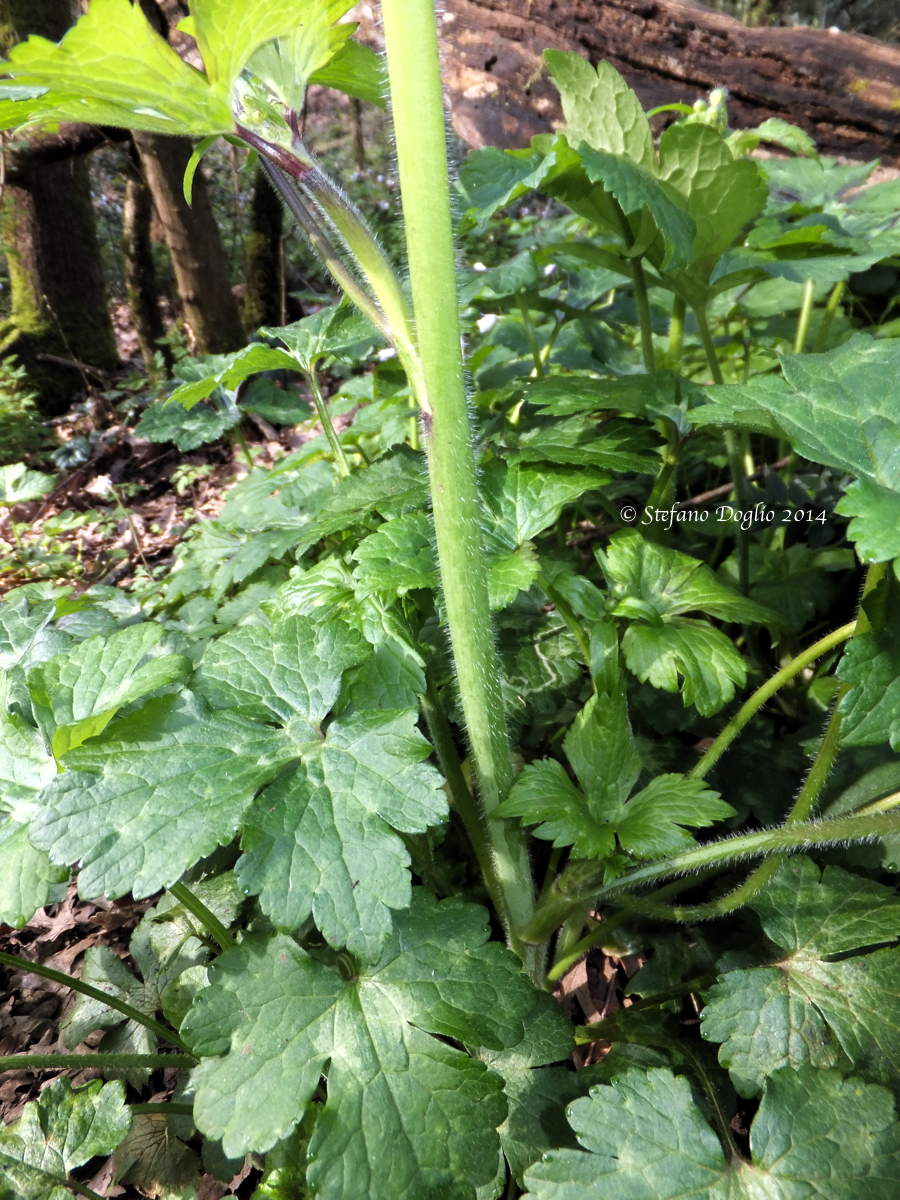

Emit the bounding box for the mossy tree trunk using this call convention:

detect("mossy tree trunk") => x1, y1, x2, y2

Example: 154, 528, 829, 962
123, 151, 171, 373
242, 167, 285, 330
0, 0, 119, 417
133, 133, 245, 354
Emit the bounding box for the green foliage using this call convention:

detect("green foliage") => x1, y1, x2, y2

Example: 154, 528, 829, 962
0, 463, 55, 506
597, 532, 776, 714
183, 894, 567, 1194
0, 1079, 131, 1199
701, 857, 900, 1097
521, 1066, 900, 1199
498, 691, 732, 859
694, 336, 900, 564
0, 0, 375, 139
0, 360, 48, 467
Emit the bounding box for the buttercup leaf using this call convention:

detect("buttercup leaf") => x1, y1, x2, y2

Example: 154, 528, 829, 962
521, 1065, 900, 1199
701, 856, 900, 1096
184, 894, 543, 1196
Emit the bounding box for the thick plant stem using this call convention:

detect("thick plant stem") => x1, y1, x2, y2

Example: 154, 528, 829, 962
380, 0, 536, 962
690, 620, 857, 779
168, 882, 236, 951
0, 1053, 196, 1071
0, 950, 188, 1050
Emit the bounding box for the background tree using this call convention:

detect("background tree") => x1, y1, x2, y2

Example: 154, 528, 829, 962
0, 0, 119, 417
132, 0, 245, 353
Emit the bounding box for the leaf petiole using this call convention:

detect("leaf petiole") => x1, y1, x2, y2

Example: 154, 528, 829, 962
168, 881, 236, 951
690, 620, 857, 779
0, 950, 190, 1050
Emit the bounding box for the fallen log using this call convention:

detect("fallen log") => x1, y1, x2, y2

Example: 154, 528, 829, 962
354, 0, 900, 164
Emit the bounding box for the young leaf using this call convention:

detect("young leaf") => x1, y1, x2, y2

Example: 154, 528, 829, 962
482, 463, 607, 549
183, 893, 544, 1195
513, 415, 660, 476
838, 632, 900, 750
136, 392, 242, 451
0, 463, 55, 506
353, 512, 437, 598
597, 531, 776, 715
244, 0, 357, 112
188, 0, 350, 101
599, 530, 776, 625
458, 137, 581, 225
521, 1065, 900, 1199
498, 693, 731, 860
0, 820, 66, 930
262, 302, 382, 373
0, 0, 230, 136
657, 122, 767, 267
0, 1078, 131, 1200
576, 148, 695, 270
622, 619, 748, 717
0, 710, 65, 926
165, 345, 302, 411
27, 622, 190, 759
701, 856, 900, 1096
543, 53, 654, 170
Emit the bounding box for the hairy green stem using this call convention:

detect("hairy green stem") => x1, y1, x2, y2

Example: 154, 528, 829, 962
645, 690, 848, 923
381, 0, 536, 964
307, 363, 350, 476
523, 807, 900, 943
255, 153, 388, 341
168, 882, 236, 952
0, 950, 188, 1050
539, 575, 591, 662
547, 875, 709, 981
690, 620, 856, 779
793, 278, 816, 355
0, 1053, 196, 1071
233, 425, 255, 472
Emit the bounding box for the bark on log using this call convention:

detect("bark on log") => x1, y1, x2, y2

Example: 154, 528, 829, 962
355, 1, 900, 164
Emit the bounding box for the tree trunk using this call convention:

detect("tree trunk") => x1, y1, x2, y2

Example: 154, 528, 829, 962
355, 0, 900, 164
0, 0, 119, 416
134, 134, 245, 355
242, 167, 285, 330
123, 154, 170, 373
